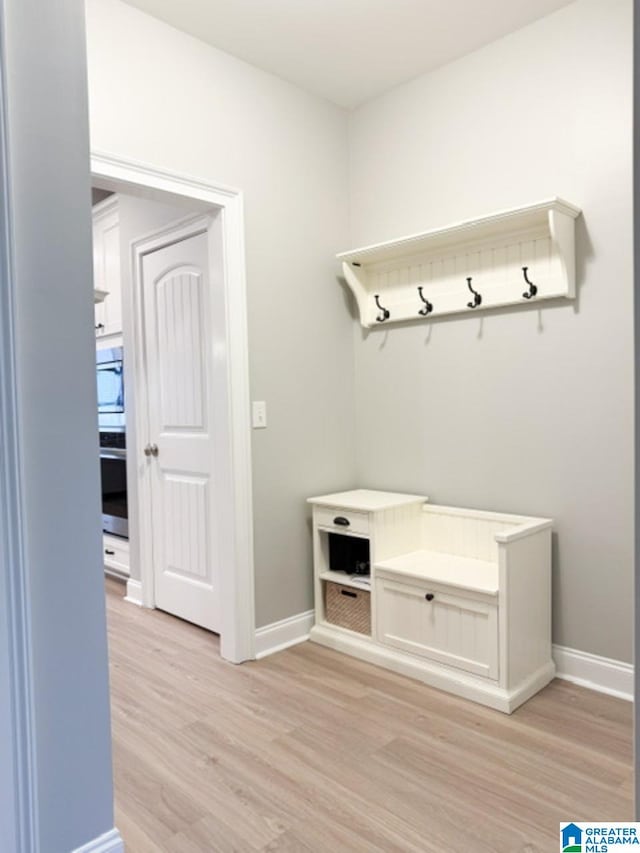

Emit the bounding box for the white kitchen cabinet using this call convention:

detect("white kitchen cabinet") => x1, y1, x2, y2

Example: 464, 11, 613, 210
92, 195, 121, 338
308, 490, 554, 713
103, 533, 129, 578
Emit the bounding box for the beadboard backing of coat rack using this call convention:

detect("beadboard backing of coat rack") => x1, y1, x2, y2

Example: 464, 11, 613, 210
338, 198, 581, 329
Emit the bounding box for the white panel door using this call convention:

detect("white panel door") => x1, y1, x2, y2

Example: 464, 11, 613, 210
141, 228, 220, 632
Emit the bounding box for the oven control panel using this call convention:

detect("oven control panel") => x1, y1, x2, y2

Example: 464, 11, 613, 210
99, 431, 126, 450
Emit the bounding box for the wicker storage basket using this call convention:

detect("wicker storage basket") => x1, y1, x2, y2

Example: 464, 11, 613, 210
325, 581, 371, 635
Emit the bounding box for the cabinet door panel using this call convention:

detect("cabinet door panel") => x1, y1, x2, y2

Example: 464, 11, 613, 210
101, 215, 121, 335
103, 535, 130, 576
376, 575, 498, 679
92, 200, 121, 337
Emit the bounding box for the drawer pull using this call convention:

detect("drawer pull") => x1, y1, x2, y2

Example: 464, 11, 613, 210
105, 549, 115, 556
341, 589, 358, 598
333, 516, 350, 526
425, 593, 434, 602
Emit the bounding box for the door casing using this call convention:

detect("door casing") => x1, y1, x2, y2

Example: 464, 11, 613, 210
91, 150, 255, 663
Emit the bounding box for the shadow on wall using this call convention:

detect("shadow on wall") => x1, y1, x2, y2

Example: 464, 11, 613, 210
574, 215, 595, 313
337, 274, 359, 322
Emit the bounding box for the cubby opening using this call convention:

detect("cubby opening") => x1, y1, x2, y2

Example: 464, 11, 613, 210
328, 532, 370, 576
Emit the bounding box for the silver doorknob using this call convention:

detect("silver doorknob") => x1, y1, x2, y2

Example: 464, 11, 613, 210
143, 444, 152, 457
150, 444, 159, 457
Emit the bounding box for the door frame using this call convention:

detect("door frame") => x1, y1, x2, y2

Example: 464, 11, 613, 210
91, 150, 255, 663
0, 25, 37, 850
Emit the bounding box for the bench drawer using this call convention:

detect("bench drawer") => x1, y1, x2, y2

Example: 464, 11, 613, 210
375, 575, 498, 680
314, 506, 369, 536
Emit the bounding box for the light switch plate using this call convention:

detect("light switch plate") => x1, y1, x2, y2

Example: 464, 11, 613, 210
252, 401, 267, 429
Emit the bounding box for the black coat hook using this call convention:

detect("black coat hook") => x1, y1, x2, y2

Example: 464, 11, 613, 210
417, 286, 433, 316
374, 294, 390, 323
522, 266, 538, 300
466, 277, 482, 309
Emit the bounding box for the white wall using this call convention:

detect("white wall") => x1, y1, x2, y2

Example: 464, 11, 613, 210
85, 0, 355, 628
347, 0, 633, 661
2, 0, 117, 849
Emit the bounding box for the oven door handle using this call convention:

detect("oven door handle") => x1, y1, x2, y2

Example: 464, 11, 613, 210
99, 449, 127, 460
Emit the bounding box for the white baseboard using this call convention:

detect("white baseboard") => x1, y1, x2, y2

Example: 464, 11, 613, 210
72, 828, 124, 853
255, 609, 314, 659
553, 644, 633, 701
104, 567, 128, 583
124, 578, 143, 607
310, 624, 554, 713
253, 616, 633, 700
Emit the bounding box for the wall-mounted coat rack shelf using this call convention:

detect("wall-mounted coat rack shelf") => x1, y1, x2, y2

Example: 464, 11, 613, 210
337, 198, 581, 328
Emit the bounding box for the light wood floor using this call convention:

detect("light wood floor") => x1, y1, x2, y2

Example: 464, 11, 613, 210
106, 577, 633, 852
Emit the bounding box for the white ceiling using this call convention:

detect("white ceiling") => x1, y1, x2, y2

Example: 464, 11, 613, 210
121, 0, 576, 108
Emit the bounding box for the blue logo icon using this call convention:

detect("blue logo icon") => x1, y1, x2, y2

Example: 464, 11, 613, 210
562, 823, 582, 852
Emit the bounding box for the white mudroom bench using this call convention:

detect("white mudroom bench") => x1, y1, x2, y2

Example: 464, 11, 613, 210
308, 490, 554, 713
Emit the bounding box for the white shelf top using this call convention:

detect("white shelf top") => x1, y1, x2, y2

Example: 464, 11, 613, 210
375, 549, 499, 596
337, 197, 581, 267
308, 489, 427, 512
319, 570, 371, 591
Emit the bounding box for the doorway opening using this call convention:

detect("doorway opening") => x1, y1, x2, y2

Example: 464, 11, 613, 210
91, 152, 255, 663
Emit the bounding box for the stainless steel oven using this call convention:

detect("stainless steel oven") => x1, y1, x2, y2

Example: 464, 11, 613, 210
97, 345, 128, 538
97, 345, 125, 431
99, 431, 128, 538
